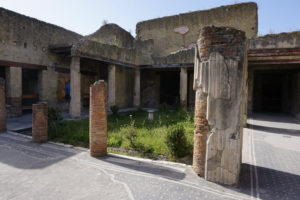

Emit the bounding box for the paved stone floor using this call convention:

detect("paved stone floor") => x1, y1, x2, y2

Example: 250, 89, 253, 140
0, 113, 299, 200
240, 113, 300, 200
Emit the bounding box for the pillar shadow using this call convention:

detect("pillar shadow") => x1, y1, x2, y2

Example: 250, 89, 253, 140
239, 163, 300, 200
0, 133, 79, 169
246, 123, 300, 136
98, 155, 186, 181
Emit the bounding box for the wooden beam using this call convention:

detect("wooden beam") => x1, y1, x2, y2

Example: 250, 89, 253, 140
0, 60, 47, 70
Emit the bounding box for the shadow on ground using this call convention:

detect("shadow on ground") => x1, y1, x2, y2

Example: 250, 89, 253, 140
239, 163, 300, 200
246, 124, 300, 136
0, 133, 78, 169
99, 155, 186, 181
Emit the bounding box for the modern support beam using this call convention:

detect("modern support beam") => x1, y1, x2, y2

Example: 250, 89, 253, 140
5, 67, 22, 117
70, 56, 81, 118
180, 67, 188, 109
133, 69, 141, 107
108, 64, 116, 108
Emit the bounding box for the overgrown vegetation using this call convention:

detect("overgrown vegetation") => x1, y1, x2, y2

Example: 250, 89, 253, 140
48, 109, 194, 161
48, 106, 63, 139
165, 125, 189, 159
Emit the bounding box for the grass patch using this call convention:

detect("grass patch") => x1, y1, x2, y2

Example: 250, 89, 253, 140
49, 110, 194, 160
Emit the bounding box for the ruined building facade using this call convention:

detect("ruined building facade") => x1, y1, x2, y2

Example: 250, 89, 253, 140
0, 2, 300, 184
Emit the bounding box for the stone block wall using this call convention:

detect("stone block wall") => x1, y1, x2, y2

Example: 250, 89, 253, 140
136, 2, 257, 57
193, 26, 247, 185
115, 67, 135, 108
89, 80, 107, 157
0, 7, 81, 67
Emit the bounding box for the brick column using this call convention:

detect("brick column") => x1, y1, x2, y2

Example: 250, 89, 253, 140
5, 67, 22, 117
180, 67, 188, 109
193, 89, 209, 176
32, 103, 48, 143
0, 78, 6, 132
89, 80, 107, 157
70, 56, 81, 118
133, 68, 141, 107
107, 64, 116, 109
193, 26, 247, 185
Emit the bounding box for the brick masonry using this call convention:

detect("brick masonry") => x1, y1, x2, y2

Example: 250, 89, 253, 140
32, 103, 48, 143
89, 80, 107, 157
0, 78, 6, 132
193, 26, 247, 185
193, 90, 209, 177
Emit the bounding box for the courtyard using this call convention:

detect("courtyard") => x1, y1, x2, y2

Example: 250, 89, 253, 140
0, 113, 299, 200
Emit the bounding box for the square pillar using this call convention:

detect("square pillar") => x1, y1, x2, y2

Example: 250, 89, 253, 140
70, 56, 81, 118
180, 67, 188, 109
38, 66, 58, 106
5, 67, 22, 117
108, 64, 116, 108
32, 103, 48, 143
89, 80, 107, 157
0, 78, 6, 132
133, 69, 141, 107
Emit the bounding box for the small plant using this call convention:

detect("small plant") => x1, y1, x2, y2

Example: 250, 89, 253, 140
108, 133, 123, 147
102, 19, 108, 25
122, 121, 137, 148
110, 105, 119, 116
165, 125, 188, 159
48, 106, 63, 138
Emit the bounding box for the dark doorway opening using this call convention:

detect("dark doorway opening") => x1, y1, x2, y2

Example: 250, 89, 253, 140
253, 70, 293, 113
160, 71, 180, 106
22, 68, 38, 111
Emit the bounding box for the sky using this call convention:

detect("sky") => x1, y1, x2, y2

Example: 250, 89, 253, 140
0, 0, 299, 36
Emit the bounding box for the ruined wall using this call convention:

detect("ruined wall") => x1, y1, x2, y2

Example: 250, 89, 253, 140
141, 69, 160, 107
115, 67, 135, 108
87, 24, 134, 48
0, 7, 82, 67
193, 26, 247, 185
136, 2, 257, 57
249, 31, 300, 49
73, 39, 136, 66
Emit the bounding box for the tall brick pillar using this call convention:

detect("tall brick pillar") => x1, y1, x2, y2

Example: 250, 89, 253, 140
180, 67, 188, 110
89, 80, 107, 157
32, 103, 48, 143
0, 78, 6, 132
133, 68, 141, 107
193, 88, 209, 176
193, 26, 247, 185
5, 67, 22, 117
70, 56, 81, 118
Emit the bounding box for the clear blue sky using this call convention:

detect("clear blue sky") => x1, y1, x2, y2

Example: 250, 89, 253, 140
0, 0, 299, 36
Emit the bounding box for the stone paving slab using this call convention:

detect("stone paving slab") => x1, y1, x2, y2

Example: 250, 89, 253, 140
240, 113, 300, 200
6, 113, 32, 132
0, 132, 252, 200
